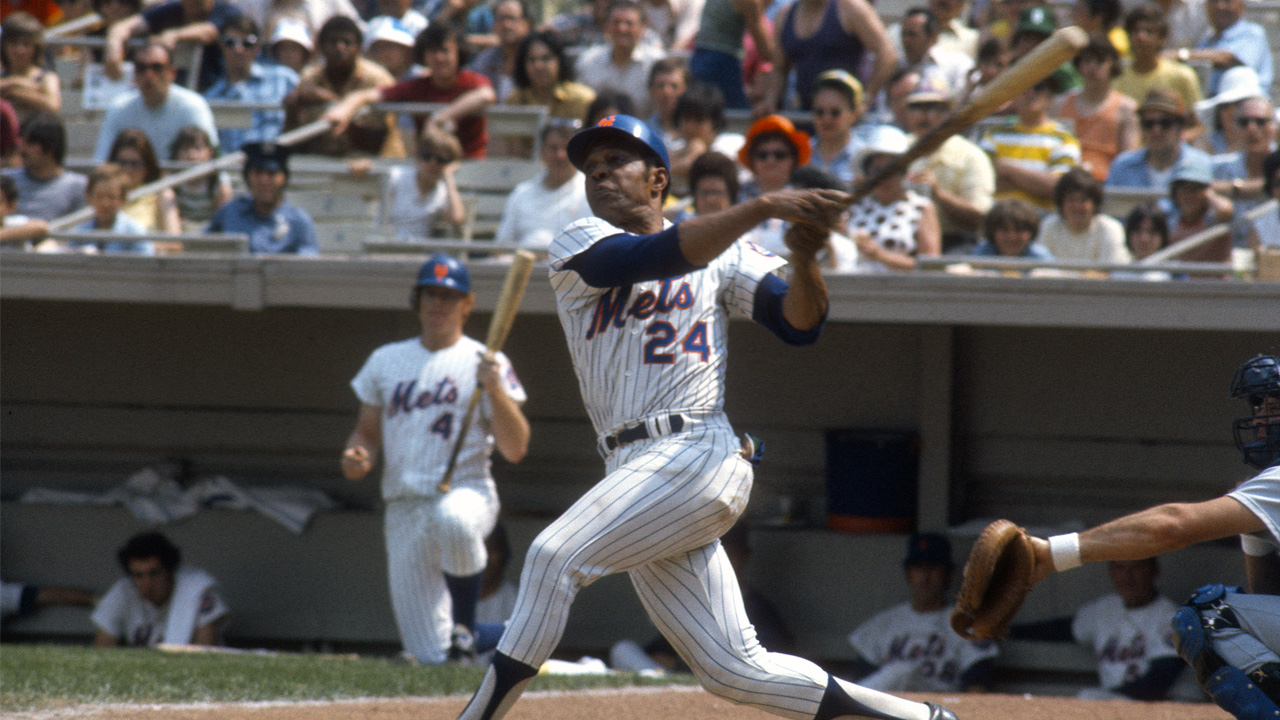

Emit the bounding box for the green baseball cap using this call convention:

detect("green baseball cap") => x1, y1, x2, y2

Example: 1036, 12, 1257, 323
1016, 6, 1057, 36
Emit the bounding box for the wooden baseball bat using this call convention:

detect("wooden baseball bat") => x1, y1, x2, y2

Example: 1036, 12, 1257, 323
844, 26, 1090, 205
437, 250, 537, 493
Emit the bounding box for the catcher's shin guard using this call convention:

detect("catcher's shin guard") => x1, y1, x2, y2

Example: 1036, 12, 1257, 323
1203, 665, 1280, 720
455, 652, 538, 720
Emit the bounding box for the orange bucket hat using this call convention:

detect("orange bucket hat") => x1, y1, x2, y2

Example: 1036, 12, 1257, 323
739, 114, 811, 167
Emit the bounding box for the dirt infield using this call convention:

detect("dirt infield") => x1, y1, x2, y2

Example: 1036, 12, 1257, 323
8, 686, 1233, 720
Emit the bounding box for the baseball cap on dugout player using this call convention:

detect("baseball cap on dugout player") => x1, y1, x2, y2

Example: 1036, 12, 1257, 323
566, 114, 670, 173
412, 253, 471, 306
903, 532, 953, 568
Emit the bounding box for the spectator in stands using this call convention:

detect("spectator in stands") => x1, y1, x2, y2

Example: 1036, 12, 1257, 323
107, 128, 183, 235
73, 163, 154, 254
0, 99, 18, 168
888, 0, 978, 62
981, 70, 1081, 210
0, 0, 64, 26
1245, 149, 1280, 250
1210, 96, 1275, 225
1146, 0, 1209, 52
269, 17, 315, 75
574, 0, 666, 119
1, 580, 94, 619
3, 114, 87, 221
369, 0, 428, 37
1194, 66, 1261, 155
646, 57, 690, 147
981, 0, 1035, 46
170, 125, 234, 228
688, 0, 774, 110
380, 125, 466, 240
1116, 201, 1174, 280
208, 141, 319, 254
1071, 0, 1127, 54
849, 533, 997, 693
494, 119, 590, 253
83, 0, 142, 64
894, 8, 972, 106
1036, 167, 1130, 262
468, 0, 531, 102
507, 30, 596, 122
804, 70, 873, 190
583, 89, 635, 126
1106, 89, 1211, 194
739, 113, 806, 201
1166, 152, 1233, 261
683, 150, 740, 220
667, 83, 743, 196
102, 0, 244, 92
1008, 7, 1081, 91
959, 37, 1007, 110
0, 174, 50, 248
1011, 558, 1190, 700
846, 124, 941, 272
242, 0, 363, 47
1187, 0, 1272, 96
285, 17, 405, 158
903, 73, 993, 252
93, 43, 221, 163
325, 23, 495, 158
0, 12, 61, 125
362, 17, 418, 81
867, 66, 921, 129
204, 15, 300, 153
93, 532, 229, 648
1113, 5, 1202, 128
972, 197, 1055, 259
1058, 39, 1138, 182
761, 0, 895, 113
546, 0, 621, 49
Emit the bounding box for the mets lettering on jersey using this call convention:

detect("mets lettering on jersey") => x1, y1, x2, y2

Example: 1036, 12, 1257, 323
351, 336, 525, 499
849, 604, 998, 693
548, 217, 785, 436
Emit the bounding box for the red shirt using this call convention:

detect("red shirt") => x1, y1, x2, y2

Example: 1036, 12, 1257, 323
381, 70, 491, 159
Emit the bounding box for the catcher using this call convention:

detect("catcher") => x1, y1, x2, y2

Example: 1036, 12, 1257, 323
952, 352, 1280, 720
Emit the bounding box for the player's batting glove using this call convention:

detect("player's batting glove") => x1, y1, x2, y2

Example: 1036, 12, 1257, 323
740, 432, 765, 465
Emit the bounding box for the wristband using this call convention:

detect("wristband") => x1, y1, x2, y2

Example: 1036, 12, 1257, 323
1241, 533, 1274, 557
1048, 532, 1082, 571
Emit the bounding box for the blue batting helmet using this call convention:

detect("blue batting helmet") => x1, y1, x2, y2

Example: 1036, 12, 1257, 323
413, 253, 470, 299
1230, 353, 1280, 469
566, 114, 670, 173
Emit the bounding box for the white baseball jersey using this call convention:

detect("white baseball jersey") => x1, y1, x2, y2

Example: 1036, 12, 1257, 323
547, 216, 785, 436
1229, 463, 1280, 551
350, 335, 525, 500
91, 566, 227, 647
1071, 594, 1181, 691
848, 603, 999, 692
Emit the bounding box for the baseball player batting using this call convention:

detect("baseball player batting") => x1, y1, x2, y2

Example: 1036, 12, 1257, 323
453, 115, 959, 720
341, 255, 530, 665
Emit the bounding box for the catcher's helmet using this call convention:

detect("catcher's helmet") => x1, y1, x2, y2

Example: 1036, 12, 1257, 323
1229, 353, 1280, 469
566, 114, 670, 173
411, 253, 470, 306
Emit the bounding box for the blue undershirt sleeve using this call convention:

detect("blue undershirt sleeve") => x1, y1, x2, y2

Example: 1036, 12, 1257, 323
751, 273, 824, 346
561, 225, 698, 288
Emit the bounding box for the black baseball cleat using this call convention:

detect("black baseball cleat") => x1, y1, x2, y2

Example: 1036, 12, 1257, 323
447, 624, 479, 666
924, 701, 958, 720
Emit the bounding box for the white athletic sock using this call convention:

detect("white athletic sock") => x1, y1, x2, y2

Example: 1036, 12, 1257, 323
827, 676, 932, 720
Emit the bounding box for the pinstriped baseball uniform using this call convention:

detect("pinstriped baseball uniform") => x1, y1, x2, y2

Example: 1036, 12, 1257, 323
485, 217, 925, 720
352, 335, 525, 664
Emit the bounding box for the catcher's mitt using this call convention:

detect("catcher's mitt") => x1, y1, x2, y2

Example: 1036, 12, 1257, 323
950, 519, 1036, 641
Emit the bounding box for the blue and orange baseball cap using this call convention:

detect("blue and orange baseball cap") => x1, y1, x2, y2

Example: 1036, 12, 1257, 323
567, 114, 670, 172
415, 253, 470, 294
903, 532, 953, 567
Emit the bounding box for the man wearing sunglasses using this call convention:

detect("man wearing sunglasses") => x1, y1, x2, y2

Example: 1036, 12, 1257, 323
203, 15, 300, 152
1104, 89, 1212, 197
102, 0, 243, 92
1210, 96, 1277, 243
92, 43, 219, 164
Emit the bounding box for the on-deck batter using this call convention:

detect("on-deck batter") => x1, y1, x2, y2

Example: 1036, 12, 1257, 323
342, 254, 530, 665
452, 115, 959, 720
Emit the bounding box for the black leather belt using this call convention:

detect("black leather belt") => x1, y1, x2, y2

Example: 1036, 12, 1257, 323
604, 414, 685, 451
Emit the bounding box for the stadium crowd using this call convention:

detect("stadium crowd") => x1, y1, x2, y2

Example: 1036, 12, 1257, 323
0, 0, 1276, 272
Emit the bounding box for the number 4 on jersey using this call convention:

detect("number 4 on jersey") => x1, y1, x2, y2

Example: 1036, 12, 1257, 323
431, 412, 454, 440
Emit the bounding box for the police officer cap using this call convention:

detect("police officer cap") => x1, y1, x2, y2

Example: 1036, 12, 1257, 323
415, 253, 471, 295
242, 141, 290, 174
566, 115, 670, 173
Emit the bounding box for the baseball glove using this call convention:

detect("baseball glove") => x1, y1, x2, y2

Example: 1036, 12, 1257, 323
950, 519, 1037, 641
